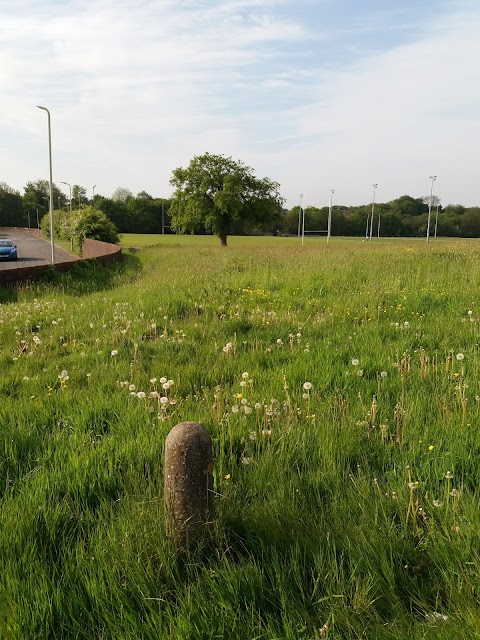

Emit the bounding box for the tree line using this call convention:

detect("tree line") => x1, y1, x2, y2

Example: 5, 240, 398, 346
2, 157, 480, 244
282, 197, 480, 239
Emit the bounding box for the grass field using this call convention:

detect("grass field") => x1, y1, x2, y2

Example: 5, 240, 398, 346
1, 235, 479, 639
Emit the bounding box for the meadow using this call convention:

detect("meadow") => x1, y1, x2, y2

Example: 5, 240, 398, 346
0, 235, 479, 639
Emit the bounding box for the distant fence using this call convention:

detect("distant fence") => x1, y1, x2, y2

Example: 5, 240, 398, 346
0, 229, 122, 286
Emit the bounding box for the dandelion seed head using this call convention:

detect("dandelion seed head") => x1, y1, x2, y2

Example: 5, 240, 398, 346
352, 358, 359, 366
303, 382, 312, 391
456, 353, 465, 361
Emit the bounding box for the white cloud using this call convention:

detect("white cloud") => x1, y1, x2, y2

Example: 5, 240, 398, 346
0, 0, 479, 207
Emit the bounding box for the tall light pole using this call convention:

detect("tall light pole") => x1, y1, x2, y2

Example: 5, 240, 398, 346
27, 210, 30, 228
35, 208, 39, 228
92, 185, 96, 209
61, 181, 72, 214
37, 105, 55, 263
369, 184, 378, 240
301, 191, 306, 247
426, 175, 437, 243
297, 194, 303, 238
327, 189, 334, 244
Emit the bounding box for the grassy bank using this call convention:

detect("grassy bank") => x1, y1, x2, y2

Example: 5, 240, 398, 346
0, 236, 479, 638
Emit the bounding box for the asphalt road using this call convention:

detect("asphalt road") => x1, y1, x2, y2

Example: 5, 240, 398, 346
0, 229, 79, 270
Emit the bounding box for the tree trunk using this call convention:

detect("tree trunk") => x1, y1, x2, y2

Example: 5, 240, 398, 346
220, 231, 228, 247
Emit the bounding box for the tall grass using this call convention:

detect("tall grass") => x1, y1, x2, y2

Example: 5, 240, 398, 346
0, 236, 479, 639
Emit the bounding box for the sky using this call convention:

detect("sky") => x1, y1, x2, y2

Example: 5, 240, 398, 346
1, 0, 479, 209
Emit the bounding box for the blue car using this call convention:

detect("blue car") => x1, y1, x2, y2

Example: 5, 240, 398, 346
0, 239, 17, 261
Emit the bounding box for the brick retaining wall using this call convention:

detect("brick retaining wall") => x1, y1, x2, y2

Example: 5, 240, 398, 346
0, 229, 122, 286
82, 238, 122, 262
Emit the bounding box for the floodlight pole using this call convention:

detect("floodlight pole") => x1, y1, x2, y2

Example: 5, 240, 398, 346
426, 175, 437, 243
369, 184, 378, 240
327, 189, 334, 244
37, 105, 55, 263
301, 189, 306, 247
297, 194, 303, 238
92, 184, 96, 209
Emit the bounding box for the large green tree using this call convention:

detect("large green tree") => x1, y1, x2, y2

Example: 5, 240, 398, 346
23, 179, 64, 217
0, 182, 26, 227
169, 153, 284, 246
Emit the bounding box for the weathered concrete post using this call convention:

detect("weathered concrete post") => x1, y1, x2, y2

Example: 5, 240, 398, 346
164, 421, 214, 553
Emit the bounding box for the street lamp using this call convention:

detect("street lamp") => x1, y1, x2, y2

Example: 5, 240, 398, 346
27, 210, 30, 229
426, 175, 437, 243
61, 181, 72, 214
369, 184, 378, 240
37, 105, 55, 264
327, 189, 335, 244
35, 208, 39, 228
92, 184, 96, 209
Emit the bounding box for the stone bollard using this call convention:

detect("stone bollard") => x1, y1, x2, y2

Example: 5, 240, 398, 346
164, 421, 214, 553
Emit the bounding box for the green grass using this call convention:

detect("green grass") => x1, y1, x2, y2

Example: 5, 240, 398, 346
1, 235, 479, 639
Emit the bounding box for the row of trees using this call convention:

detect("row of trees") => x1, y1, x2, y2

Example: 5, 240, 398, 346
2, 153, 480, 245
283, 198, 480, 239
0, 180, 172, 238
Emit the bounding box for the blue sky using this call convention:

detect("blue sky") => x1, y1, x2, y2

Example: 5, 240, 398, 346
1, 0, 479, 208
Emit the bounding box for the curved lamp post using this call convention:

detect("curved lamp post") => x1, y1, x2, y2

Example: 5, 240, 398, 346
37, 105, 55, 264
426, 175, 437, 243
92, 184, 96, 209
61, 181, 72, 214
